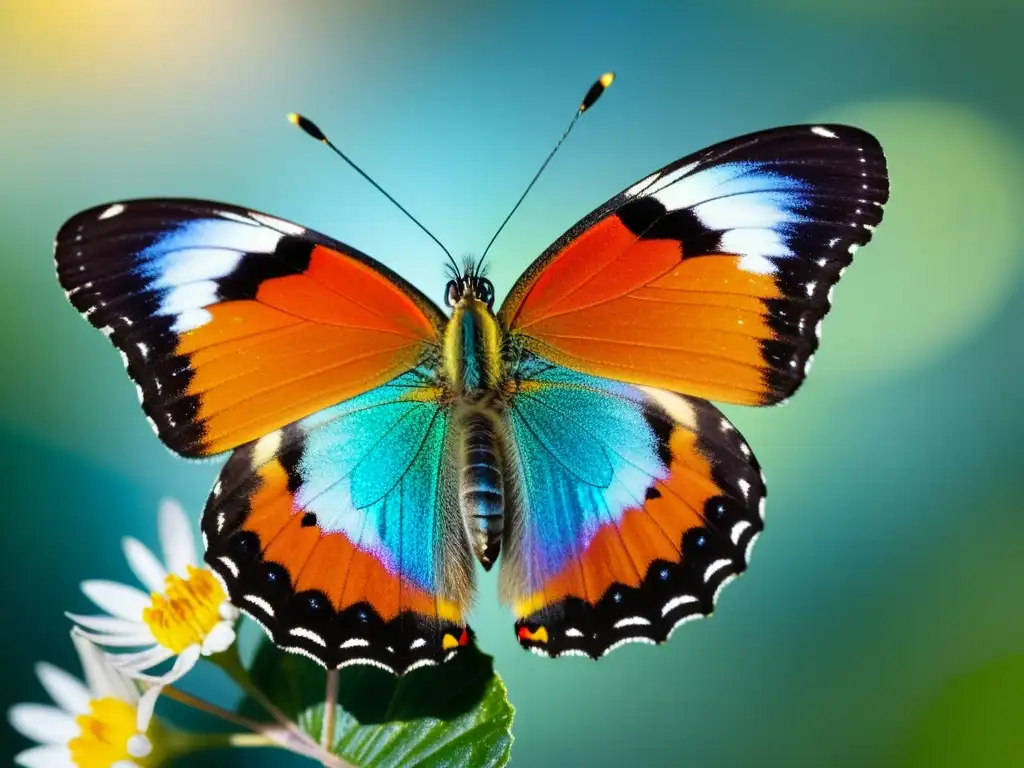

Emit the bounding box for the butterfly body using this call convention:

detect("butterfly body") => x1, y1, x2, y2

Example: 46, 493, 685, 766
55, 123, 889, 673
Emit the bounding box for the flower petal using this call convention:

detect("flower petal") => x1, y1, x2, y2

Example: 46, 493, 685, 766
135, 686, 161, 734
13, 745, 75, 768
121, 645, 200, 687
121, 537, 168, 594
107, 646, 174, 674
34, 663, 90, 716
8, 704, 78, 745
64, 613, 145, 636
72, 629, 156, 648
158, 498, 196, 576
80, 581, 150, 622
200, 621, 236, 655
72, 630, 138, 705
127, 734, 152, 759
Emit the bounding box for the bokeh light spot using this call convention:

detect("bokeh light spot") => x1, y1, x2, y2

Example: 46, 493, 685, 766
810, 100, 1023, 383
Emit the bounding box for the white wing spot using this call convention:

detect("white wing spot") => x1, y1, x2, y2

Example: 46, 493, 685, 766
98, 204, 126, 220
623, 172, 659, 198
290, 627, 327, 647
405, 658, 437, 672
252, 431, 284, 466
811, 126, 839, 139
218, 556, 239, 578
613, 616, 651, 628
730, 520, 752, 545
244, 594, 275, 617
661, 594, 698, 617
703, 558, 732, 582
340, 638, 370, 649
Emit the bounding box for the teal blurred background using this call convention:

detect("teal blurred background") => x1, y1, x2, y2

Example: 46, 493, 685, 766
2, 1, 1022, 765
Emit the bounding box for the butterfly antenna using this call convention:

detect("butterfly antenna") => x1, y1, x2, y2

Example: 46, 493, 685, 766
476, 71, 615, 273
287, 112, 461, 276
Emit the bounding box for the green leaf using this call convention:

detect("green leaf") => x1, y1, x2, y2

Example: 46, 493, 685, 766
240, 642, 514, 767
893, 654, 1024, 767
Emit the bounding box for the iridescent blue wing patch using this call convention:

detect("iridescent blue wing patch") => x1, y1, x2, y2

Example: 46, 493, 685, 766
202, 365, 476, 674
500, 354, 764, 658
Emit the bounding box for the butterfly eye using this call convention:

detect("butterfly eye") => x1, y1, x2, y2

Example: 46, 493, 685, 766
444, 280, 460, 308
479, 278, 495, 308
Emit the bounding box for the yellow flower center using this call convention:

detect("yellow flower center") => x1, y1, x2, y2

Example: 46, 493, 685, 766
68, 697, 143, 768
143, 565, 227, 654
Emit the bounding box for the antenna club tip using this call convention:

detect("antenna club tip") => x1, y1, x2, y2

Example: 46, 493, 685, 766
580, 71, 616, 113
287, 112, 328, 142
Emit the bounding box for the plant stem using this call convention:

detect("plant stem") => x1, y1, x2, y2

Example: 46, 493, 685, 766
164, 729, 277, 753
204, 648, 354, 767
208, 651, 299, 733
163, 684, 352, 767
229, 733, 279, 748
322, 668, 340, 754
163, 685, 269, 733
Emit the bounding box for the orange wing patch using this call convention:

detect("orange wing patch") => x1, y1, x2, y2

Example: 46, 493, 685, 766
55, 200, 447, 457
511, 251, 783, 405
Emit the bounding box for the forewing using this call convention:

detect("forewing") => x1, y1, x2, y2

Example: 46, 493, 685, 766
499, 125, 889, 406
55, 199, 447, 456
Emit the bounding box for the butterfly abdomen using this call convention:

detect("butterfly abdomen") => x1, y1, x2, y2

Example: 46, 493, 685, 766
457, 409, 505, 570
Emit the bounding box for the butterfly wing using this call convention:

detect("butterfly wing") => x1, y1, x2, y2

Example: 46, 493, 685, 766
498, 125, 889, 406
55, 199, 447, 457
202, 365, 476, 673
500, 353, 763, 658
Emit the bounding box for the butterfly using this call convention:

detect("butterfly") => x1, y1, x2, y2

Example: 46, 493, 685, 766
54, 74, 889, 674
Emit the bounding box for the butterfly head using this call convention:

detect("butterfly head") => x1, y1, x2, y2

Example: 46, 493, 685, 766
444, 269, 495, 311
441, 261, 502, 397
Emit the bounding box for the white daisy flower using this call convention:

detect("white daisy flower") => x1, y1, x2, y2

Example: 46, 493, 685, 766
67, 499, 239, 704
8, 630, 160, 768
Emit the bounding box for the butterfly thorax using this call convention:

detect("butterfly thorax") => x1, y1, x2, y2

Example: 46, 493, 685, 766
442, 295, 503, 401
